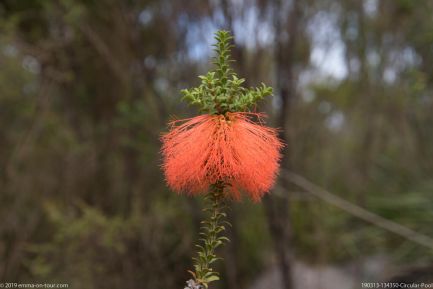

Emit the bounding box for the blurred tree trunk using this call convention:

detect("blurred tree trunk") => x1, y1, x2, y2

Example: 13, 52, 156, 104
341, 0, 373, 282
263, 0, 301, 289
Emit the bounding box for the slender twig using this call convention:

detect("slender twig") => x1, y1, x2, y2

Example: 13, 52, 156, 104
283, 170, 433, 251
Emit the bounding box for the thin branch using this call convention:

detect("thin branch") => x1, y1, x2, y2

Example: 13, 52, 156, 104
282, 170, 433, 251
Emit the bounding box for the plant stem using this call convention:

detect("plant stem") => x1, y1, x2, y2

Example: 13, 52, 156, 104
184, 183, 229, 289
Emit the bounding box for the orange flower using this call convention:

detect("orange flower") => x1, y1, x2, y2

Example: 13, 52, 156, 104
161, 112, 283, 202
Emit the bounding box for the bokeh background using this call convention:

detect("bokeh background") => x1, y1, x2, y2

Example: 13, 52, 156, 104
1, 0, 433, 288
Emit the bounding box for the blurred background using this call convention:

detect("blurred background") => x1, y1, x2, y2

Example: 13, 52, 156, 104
1, 0, 433, 288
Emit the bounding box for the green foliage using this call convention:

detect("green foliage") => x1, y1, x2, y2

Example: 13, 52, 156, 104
181, 30, 272, 114
2, 1, 433, 289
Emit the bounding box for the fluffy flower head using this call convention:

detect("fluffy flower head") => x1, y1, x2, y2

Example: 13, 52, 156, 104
161, 112, 283, 201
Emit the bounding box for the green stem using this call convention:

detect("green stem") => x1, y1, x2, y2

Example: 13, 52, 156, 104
185, 183, 229, 289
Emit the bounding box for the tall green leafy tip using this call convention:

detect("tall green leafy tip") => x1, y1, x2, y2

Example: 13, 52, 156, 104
181, 30, 273, 114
